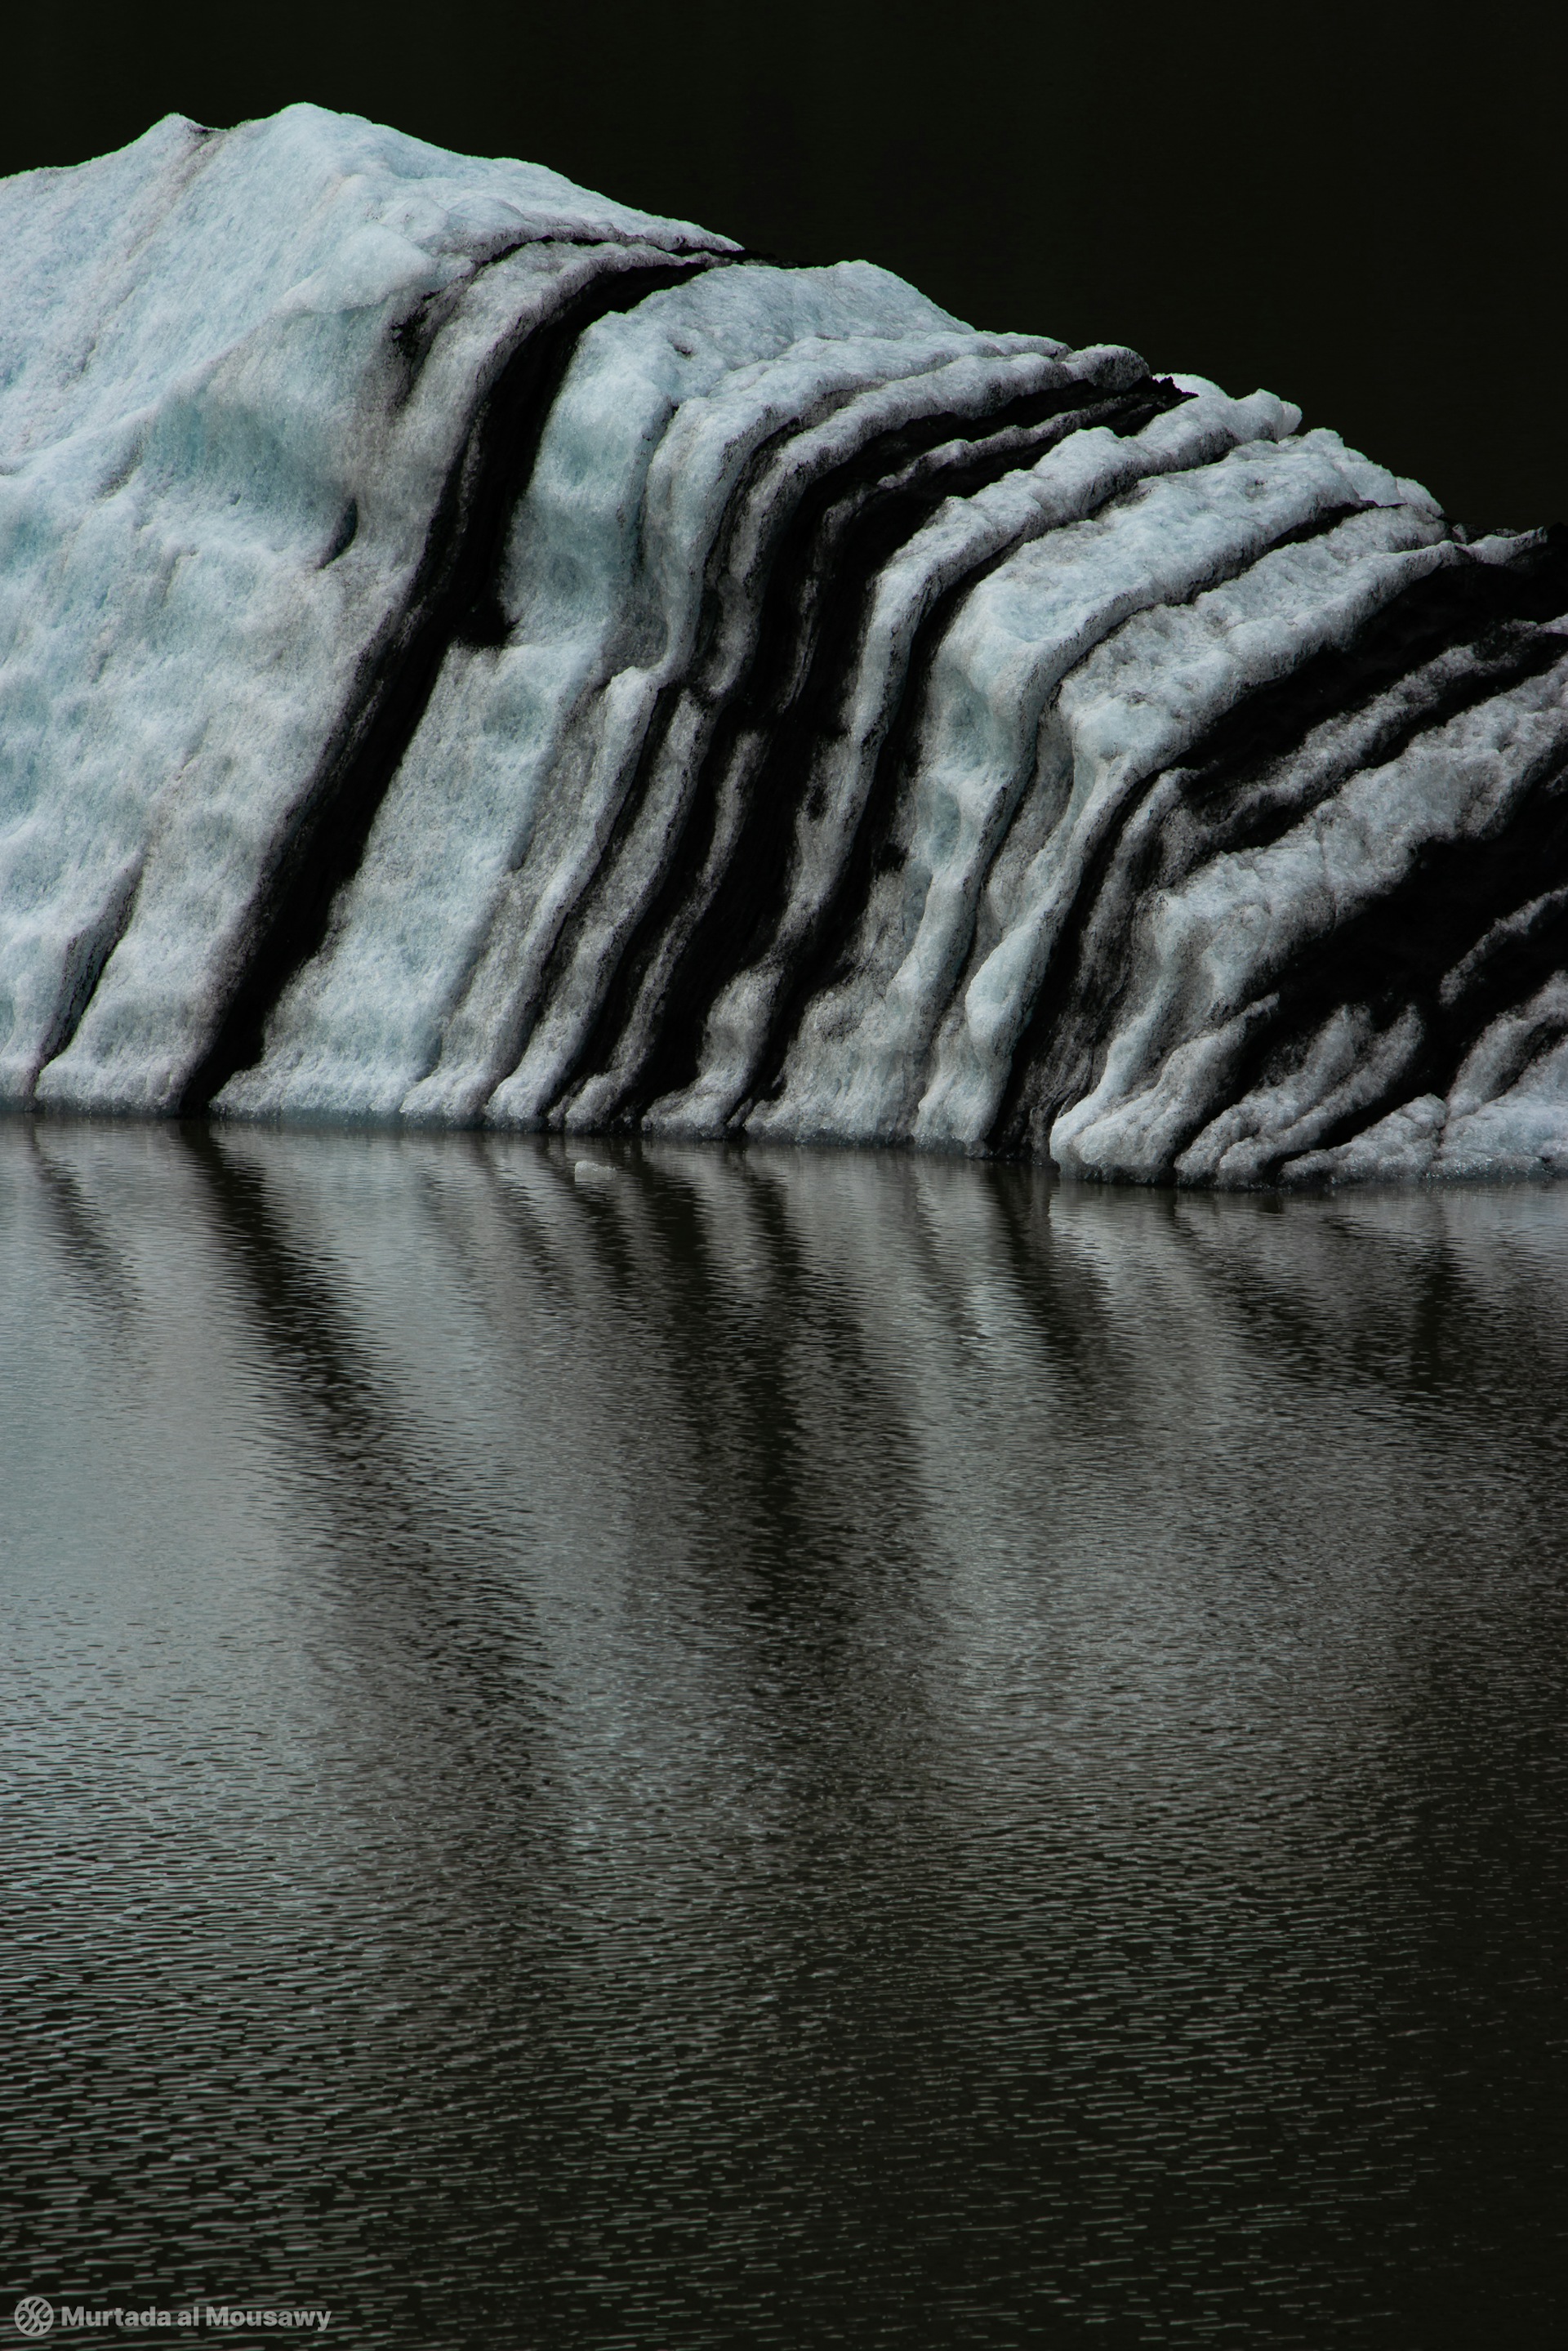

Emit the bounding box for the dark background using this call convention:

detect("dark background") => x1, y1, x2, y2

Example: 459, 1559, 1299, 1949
5, 1, 1565, 532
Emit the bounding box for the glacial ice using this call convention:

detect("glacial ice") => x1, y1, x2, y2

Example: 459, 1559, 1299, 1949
2, 105, 1566, 1184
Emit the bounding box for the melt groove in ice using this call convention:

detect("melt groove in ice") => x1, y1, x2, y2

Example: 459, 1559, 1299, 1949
3, 105, 1566, 1186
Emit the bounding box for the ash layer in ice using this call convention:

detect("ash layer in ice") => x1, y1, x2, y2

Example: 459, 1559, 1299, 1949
3, 106, 1566, 1185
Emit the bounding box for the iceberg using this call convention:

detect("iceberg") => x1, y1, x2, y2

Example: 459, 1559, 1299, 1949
2, 105, 1565, 1183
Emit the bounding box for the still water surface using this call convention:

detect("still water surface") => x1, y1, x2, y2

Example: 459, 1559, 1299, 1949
2, 1124, 1566, 2347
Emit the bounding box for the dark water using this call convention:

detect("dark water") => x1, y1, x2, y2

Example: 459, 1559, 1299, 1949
2, 1124, 1566, 2348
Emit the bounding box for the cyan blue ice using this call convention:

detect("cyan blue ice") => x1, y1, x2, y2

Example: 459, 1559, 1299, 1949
2, 105, 1566, 1182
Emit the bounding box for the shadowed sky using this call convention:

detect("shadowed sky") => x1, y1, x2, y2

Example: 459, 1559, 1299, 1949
4, 0, 1565, 533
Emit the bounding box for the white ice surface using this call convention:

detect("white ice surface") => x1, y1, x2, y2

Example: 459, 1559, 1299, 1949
1052, 644, 1568, 1184
904, 459, 1447, 1151
7, 107, 1566, 1184
662, 383, 1297, 1138
222, 269, 1102, 1125
0, 105, 729, 1111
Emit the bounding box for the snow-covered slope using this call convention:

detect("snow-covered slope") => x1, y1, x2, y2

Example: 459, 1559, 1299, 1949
3, 106, 1566, 1182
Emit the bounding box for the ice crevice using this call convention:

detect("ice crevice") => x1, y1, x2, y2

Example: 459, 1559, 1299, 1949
4, 105, 1568, 1185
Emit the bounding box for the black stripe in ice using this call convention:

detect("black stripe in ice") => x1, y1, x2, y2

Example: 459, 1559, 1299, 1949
1218, 755, 1568, 1182
562, 376, 1193, 1126
739, 383, 1197, 1121
180, 247, 725, 1115
991, 528, 1568, 1162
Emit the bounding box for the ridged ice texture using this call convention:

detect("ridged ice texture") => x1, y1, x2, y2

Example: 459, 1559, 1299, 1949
3, 108, 1567, 1183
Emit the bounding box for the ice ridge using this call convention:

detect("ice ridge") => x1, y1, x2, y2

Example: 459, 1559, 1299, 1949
2, 105, 1566, 1185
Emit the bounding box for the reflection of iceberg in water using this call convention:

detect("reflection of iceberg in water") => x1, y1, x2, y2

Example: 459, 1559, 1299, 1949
6, 106, 1568, 1182
3, 1125, 1568, 2340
